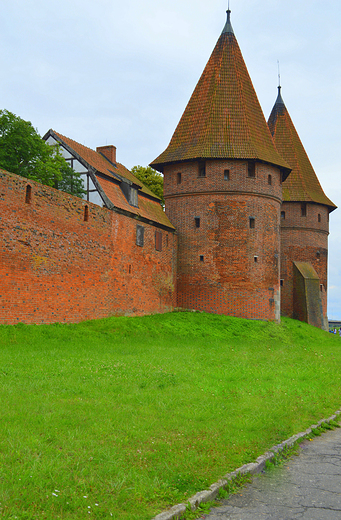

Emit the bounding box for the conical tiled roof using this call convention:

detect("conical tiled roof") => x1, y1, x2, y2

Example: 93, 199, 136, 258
268, 87, 336, 211
151, 11, 290, 173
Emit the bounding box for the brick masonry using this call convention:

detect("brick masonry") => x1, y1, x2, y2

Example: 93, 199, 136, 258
0, 170, 177, 324
164, 159, 282, 322
280, 201, 329, 321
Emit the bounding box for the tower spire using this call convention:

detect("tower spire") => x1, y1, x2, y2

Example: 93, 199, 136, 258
222, 1, 234, 34
275, 61, 284, 106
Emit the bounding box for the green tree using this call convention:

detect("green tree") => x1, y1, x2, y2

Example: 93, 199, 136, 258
0, 109, 85, 197
131, 165, 164, 205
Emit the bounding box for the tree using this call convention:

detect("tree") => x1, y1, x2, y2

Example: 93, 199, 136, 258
131, 165, 164, 205
0, 110, 85, 197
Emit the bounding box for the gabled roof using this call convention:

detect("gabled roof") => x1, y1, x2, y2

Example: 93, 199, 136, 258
268, 88, 336, 211
48, 130, 156, 198
44, 130, 175, 230
151, 10, 290, 174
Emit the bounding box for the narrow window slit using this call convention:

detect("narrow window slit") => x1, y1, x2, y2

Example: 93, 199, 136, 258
25, 185, 32, 204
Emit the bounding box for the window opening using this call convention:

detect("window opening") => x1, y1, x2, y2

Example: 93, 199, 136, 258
281, 211, 286, 220
249, 217, 255, 229
155, 230, 162, 251
136, 225, 145, 247
200, 255, 204, 262
177, 172, 182, 184
25, 185, 32, 204
84, 205, 89, 222
195, 217, 201, 228
128, 265, 132, 274
301, 203, 307, 217
248, 161, 256, 178
316, 251, 320, 260
254, 256, 258, 263
268, 174, 272, 185
318, 213, 321, 222
198, 160, 206, 178
224, 169, 230, 181
320, 284, 323, 292
280, 279, 284, 287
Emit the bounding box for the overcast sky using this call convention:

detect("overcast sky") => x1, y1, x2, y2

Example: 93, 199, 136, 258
1, 0, 340, 318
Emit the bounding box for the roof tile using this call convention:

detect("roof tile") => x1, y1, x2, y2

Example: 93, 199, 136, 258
268, 89, 336, 211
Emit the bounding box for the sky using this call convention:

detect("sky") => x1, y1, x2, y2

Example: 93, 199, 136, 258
1, 0, 340, 318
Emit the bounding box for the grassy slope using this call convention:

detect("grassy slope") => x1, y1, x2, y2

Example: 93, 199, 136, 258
0, 312, 340, 519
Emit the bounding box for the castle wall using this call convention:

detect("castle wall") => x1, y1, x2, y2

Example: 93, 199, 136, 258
280, 202, 329, 321
164, 159, 282, 321
0, 170, 176, 324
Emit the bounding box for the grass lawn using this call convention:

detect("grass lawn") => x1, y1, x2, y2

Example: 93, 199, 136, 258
0, 312, 340, 519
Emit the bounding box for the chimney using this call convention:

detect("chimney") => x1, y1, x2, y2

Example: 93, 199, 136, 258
96, 145, 116, 164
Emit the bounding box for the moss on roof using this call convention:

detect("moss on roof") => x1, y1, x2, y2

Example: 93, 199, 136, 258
151, 27, 290, 173
268, 89, 336, 211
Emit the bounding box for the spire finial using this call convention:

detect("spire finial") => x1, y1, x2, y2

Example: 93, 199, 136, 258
222, 1, 234, 34
275, 62, 284, 106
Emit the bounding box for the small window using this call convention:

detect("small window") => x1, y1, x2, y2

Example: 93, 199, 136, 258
177, 172, 182, 184
248, 161, 256, 178
268, 174, 272, 185
249, 217, 255, 229
281, 211, 286, 220
25, 185, 32, 204
280, 279, 284, 287
128, 265, 132, 274
198, 160, 206, 178
320, 284, 323, 292
254, 256, 258, 263
224, 169, 230, 181
316, 251, 320, 260
155, 230, 162, 251
200, 255, 204, 262
166, 234, 169, 247
318, 213, 321, 222
84, 205, 89, 222
301, 203, 307, 217
136, 225, 145, 247
195, 217, 201, 228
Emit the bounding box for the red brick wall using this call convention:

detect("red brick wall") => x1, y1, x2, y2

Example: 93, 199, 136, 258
164, 159, 282, 321
280, 202, 329, 320
0, 170, 176, 324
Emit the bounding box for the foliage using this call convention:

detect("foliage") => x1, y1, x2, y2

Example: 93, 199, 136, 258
0, 314, 340, 519
0, 109, 85, 197
131, 164, 164, 205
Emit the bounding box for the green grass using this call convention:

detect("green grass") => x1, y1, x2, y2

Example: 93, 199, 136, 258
0, 312, 340, 519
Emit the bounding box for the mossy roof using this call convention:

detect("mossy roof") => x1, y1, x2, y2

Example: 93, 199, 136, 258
268, 88, 336, 211
151, 12, 290, 174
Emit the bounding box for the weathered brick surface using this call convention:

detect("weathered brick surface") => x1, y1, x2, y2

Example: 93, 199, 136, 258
0, 170, 176, 324
164, 159, 282, 321
280, 202, 329, 319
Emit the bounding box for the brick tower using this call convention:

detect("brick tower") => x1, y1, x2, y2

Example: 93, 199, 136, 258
268, 87, 336, 328
151, 10, 290, 321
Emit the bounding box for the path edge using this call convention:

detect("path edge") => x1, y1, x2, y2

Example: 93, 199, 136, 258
151, 410, 341, 520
